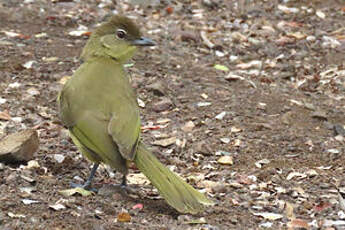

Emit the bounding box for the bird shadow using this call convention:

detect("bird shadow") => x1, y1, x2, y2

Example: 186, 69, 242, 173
97, 183, 179, 217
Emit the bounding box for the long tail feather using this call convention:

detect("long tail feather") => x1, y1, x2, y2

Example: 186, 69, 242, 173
134, 142, 214, 214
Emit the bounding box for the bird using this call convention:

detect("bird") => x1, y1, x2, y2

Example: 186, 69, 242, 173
57, 15, 213, 214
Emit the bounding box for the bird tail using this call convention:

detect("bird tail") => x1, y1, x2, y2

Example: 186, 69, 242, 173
134, 142, 214, 214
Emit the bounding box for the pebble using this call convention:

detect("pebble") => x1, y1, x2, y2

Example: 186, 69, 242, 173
153, 97, 172, 112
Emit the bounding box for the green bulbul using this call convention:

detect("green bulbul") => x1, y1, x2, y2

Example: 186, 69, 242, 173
58, 15, 213, 214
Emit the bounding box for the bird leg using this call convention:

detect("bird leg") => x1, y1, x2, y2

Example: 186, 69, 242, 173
71, 163, 99, 192
121, 174, 127, 188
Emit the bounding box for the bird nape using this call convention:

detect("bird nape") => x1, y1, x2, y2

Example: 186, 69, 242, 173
57, 15, 213, 214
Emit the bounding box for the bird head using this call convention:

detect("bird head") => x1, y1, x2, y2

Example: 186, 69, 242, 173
81, 15, 155, 63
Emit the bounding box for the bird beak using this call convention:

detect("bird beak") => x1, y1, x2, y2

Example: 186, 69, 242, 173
132, 37, 155, 46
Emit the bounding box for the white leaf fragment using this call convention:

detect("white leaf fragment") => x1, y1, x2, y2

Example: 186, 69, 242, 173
339, 211, 345, 219
255, 159, 270, 168
22, 199, 39, 205
215, 111, 226, 120
26, 160, 40, 168
327, 149, 339, 154
27, 87, 40, 96
253, 212, 283, 220
338, 191, 345, 211
8, 212, 26, 218
259, 222, 273, 228
23, 60, 36, 69
2, 31, 21, 37
277, 5, 299, 14
152, 136, 176, 147
49, 203, 66, 211
0, 97, 6, 104
68, 25, 88, 37
220, 137, 230, 144
323, 220, 345, 227
286, 172, 307, 180
316, 10, 326, 19
53, 154, 65, 163
19, 186, 36, 194
137, 98, 145, 108
8, 82, 21, 88
236, 60, 262, 70
127, 173, 150, 185
197, 102, 212, 107
217, 156, 233, 165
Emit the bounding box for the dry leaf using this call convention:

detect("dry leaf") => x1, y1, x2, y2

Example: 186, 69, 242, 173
255, 159, 270, 168
287, 219, 309, 229
22, 60, 35, 69
215, 111, 226, 120
127, 173, 150, 185
217, 156, 233, 165
49, 203, 66, 211
316, 10, 326, 19
285, 202, 295, 220
152, 136, 176, 147
22, 199, 39, 205
59, 187, 93, 197
53, 154, 65, 163
0, 110, 11, 120
286, 172, 307, 180
26, 160, 40, 169
185, 217, 207, 224
197, 102, 212, 107
117, 212, 131, 222
137, 98, 145, 108
156, 118, 171, 124
338, 190, 345, 211
230, 127, 242, 133
181, 121, 195, 132
8, 212, 25, 218
314, 201, 331, 212
252, 212, 283, 220
214, 64, 229, 72
59, 76, 71, 85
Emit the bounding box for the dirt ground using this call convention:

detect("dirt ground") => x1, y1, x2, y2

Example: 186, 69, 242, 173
0, 0, 345, 229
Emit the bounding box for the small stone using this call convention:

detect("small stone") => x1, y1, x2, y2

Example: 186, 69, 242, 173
334, 124, 345, 136
181, 121, 195, 132
212, 184, 228, 193
0, 129, 39, 163
311, 110, 327, 120
146, 81, 166, 96
195, 141, 213, 156
153, 97, 172, 112
6, 172, 17, 183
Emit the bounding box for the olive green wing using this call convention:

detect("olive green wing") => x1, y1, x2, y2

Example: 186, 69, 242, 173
107, 89, 141, 161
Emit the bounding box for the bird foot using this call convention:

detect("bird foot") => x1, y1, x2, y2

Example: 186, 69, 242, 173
70, 182, 98, 193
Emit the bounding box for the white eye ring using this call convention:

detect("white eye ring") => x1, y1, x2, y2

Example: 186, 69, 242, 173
116, 29, 127, 39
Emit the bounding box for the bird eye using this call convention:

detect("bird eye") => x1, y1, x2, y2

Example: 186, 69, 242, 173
116, 29, 127, 39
